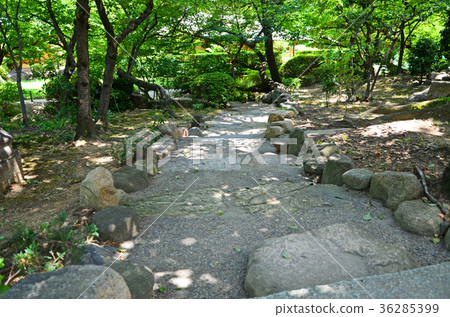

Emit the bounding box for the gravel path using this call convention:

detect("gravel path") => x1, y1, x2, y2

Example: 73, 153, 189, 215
126, 101, 450, 299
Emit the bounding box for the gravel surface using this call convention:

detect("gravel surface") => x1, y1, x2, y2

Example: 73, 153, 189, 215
125, 102, 450, 299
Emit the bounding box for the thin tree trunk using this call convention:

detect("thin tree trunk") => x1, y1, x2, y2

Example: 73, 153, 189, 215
94, 0, 154, 131
0, 1, 29, 126
264, 32, 282, 83
75, 0, 97, 140
96, 42, 118, 128
397, 24, 406, 75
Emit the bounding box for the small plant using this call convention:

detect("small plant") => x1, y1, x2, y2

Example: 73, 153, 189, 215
8, 211, 98, 276
0, 258, 10, 294
193, 103, 204, 110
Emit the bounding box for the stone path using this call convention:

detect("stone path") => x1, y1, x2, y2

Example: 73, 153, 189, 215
125, 101, 450, 299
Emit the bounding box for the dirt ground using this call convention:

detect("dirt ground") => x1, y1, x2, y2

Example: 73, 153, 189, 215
0, 75, 449, 269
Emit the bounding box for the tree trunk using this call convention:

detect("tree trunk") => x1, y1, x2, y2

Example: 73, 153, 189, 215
96, 42, 118, 128
264, 32, 282, 83
75, 0, 97, 140
397, 24, 406, 75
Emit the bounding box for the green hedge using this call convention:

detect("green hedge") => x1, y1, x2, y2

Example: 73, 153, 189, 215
280, 50, 326, 81
190, 72, 237, 107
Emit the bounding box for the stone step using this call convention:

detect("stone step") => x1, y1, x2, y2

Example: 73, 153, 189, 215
261, 262, 450, 299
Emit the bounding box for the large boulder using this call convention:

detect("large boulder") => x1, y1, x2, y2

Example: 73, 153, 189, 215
93, 206, 139, 243
321, 154, 354, 186
0, 265, 131, 299
394, 200, 443, 236
342, 168, 374, 190
113, 166, 149, 193
287, 128, 306, 156
244, 223, 418, 298
369, 171, 423, 210
80, 167, 119, 210
303, 158, 326, 175
427, 81, 450, 99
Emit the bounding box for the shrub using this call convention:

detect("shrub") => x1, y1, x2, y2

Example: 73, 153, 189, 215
408, 38, 439, 83
0, 82, 20, 118
0, 258, 9, 294
440, 11, 450, 60
190, 72, 237, 107
280, 50, 326, 80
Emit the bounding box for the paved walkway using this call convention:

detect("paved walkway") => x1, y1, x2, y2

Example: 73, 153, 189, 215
126, 101, 449, 299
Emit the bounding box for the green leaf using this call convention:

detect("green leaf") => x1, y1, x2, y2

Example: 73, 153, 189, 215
432, 238, 440, 244
242, 173, 247, 176
427, 203, 437, 207
281, 250, 290, 259
158, 285, 166, 293
335, 195, 344, 200
428, 164, 435, 168
363, 212, 372, 221
233, 247, 241, 253
0, 207, 5, 212
217, 211, 225, 216
259, 182, 266, 185
175, 175, 180, 179
290, 208, 297, 212
288, 226, 299, 230
193, 168, 199, 173
55, 188, 63, 191
202, 211, 210, 214
377, 215, 384, 220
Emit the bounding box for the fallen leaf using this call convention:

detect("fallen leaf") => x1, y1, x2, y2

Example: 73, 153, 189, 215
55, 188, 64, 191
217, 211, 225, 216
158, 286, 166, 293
363, 212, 372, 221
233, 247, 241, 253
377, 215, 384, 220
335, 195, 344, 200
259, 182, 266, 185
202, 211, 210, 214
288, 226, 299, 230
432, 238, 440, 244
281, 250, 290, 259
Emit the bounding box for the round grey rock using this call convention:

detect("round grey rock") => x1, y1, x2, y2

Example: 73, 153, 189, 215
287, 128, 305, 155
188, 127, 203, 137
369, 171, 423, 210
0, 265, 131, 299
265, 126, 284, 139
93, 206, 139, 243
108, 261, 155, 299
303, 158, 325, 175
342, 168, 374, 190
394, 200, 443, 236
322, 154, 354, 186
113, 166, 149, 193
270, 119, 294, 133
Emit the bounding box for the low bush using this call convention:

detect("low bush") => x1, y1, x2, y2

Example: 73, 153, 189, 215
190, 72, 237, 107
280, 50, 326, 82
0, 82, 20, 118
408, 38, 439, 83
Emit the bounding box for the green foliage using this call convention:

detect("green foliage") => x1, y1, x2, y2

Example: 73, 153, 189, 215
440, 11, 450, 60
190, 72, 237, 107
0, 66, 8, 81
408, 38, 439, 83
280, 50, 325, 82
43, 75, 76, 102
9, 211, 98, 276
0, 82, 20, 118
0, 258, 10, 294
282, 78, 302, 91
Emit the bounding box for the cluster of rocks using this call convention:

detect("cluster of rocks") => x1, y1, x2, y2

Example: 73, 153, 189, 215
0, 128, 24, 196
4, 164, 156, 298
428, 71, 450, 100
